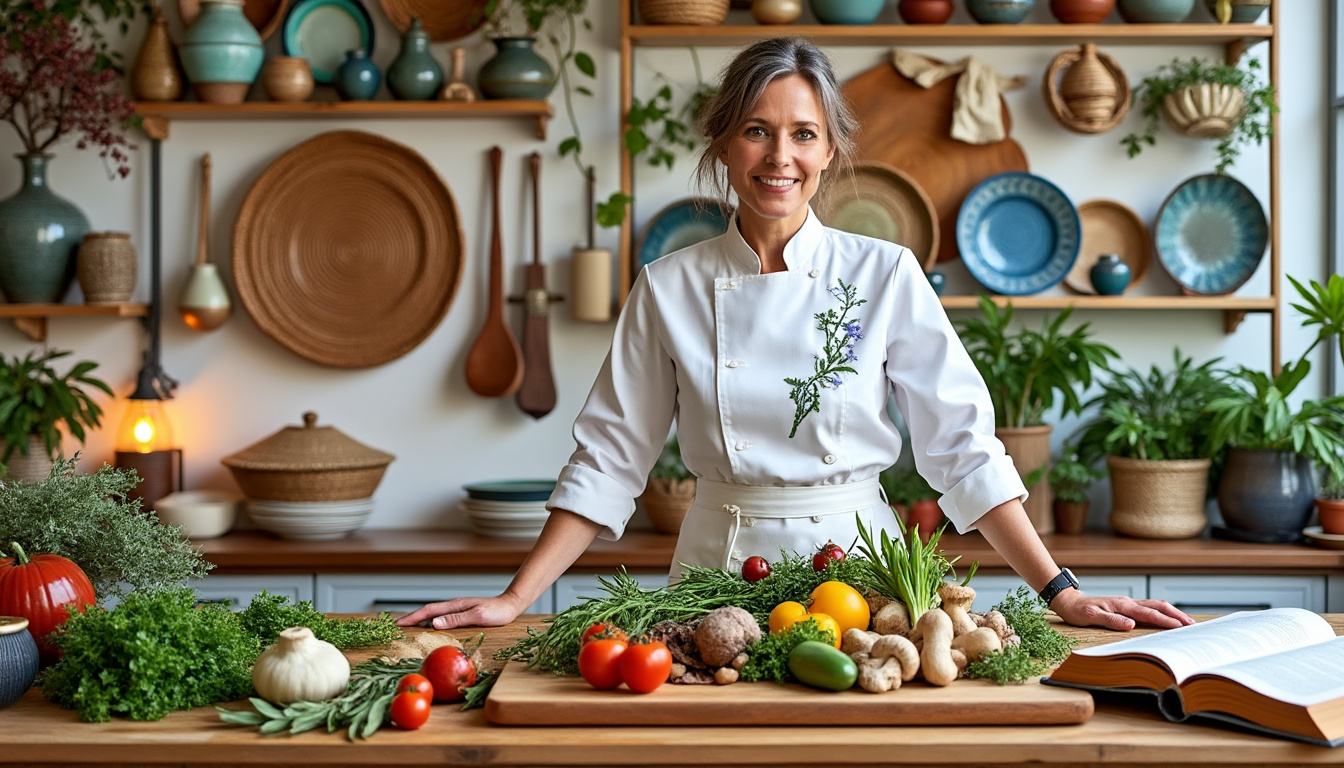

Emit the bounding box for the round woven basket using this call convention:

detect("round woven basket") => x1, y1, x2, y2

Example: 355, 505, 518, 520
640, 477, 696, 535
1108, 456, 1211, 539
221, 412, 395, 502
1043, 44, 1132, 135
638, 0, 729, 25
1162, 83, 1245, 139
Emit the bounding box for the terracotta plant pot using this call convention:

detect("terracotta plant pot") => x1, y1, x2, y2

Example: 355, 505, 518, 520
1050, 0, 1115, 22
640, 477, 696, 534
1108, 456, 1211, 539
997, 425, 1053, 534
1053, 499, 1089, 534
904, 498, 945, 534
1316, 498, 1344, 535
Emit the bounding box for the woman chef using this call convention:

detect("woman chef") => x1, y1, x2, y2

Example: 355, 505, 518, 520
399, 38, 1192, 634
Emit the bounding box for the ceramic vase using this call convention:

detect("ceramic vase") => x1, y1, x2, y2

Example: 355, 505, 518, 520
131, 6, 184, 101
1217, 449, 1315, 542
1204, 0, 1268, 23
334, 50, 381, 101
0, 154, 88, 304
751, 0, 803, 23
180, 0, 264, 104
810, 0, 885, 23
1089, 253, 1131, 295
927, 269, 947, 296
178, 263, 233, 331
898, 0, 955, 23
1050, 0, 1115, 21
77, 232, 137, 304
967, 0, 1036, 23
388, 17, 444, 101
262, 57, 315, 102
0, 618, 39, 710
1058, 43, 1122, 126
478, 37, 554, 101
1117, 0, 1194, 22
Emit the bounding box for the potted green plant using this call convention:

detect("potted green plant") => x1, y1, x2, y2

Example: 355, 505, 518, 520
1207, 274, 1344, 541
1316, 471, 1344, 536
640, 435, 695, 535
0, 350, 114, 482
1044, 446, 1104, 535
1121, 55, 1276, 174
957, 297, 1118, 534
879, 465, 942, 534
1071, 351, 1232, 539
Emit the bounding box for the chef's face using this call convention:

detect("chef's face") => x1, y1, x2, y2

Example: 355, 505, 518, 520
719, 74, 835, 233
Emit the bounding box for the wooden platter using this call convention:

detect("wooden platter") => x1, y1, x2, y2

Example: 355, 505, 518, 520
1066, 199, 1151, 294
842, 61, 1029, 265
484, 662, 1094, 727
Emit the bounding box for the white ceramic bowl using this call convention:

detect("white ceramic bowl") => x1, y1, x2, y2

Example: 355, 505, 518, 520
155, 491, 243, 539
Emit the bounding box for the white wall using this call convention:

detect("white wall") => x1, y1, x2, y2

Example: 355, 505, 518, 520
0, 1, 1327, 530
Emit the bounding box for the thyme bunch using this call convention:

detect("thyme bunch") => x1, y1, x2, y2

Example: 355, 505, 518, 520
238, 592, 402, 649
965, 586, 1078, 685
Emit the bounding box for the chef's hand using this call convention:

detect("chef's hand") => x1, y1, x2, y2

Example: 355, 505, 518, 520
1049, 589, 1194, 631
397, 594, 523, 630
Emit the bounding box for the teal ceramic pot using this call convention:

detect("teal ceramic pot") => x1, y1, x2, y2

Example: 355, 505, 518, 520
1203, 0, 1267, 23
967, 0, 1035, 23
180, 0, 264, 103
0, 154, 88, 303
478, 37, 554, 101
1089, 254, 1131, 295
1217, 449, 1315, 541
0, 617, 39, 709
1117, 0, 1194, 22
926, 269, 947, 296
387, 17, 443, 101
334, 49, 381, 101
810, 0, 884, 23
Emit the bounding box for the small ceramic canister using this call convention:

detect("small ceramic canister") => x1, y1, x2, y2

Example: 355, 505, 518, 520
335, 49, 381, 101
1089, 253, 1131, 295
751, 0, 803, 24
77, 232, 137, 304
0, 617, 39, 710
262, 57, 315, 102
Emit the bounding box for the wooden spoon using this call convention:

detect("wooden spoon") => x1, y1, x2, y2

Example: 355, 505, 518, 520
465, 146, 524, 398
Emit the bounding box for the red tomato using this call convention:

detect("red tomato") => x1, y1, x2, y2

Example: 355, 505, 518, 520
581, 622, 628, 645
741, 556, 771, 583
577, 637, 628, 690
389, 691, 431, 730
421, 646, 477, 703
618, 638, 672, 694
395, 673, 434, 701
812, 541, 846, 572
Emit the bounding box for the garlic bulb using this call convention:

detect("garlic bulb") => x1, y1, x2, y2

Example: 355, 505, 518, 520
252, 626, 351, 704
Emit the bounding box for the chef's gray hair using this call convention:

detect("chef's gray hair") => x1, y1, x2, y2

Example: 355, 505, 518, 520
693, 37, 858, 209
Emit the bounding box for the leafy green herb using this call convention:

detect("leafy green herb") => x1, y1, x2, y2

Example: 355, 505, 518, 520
238, 592, 402, 649
461, 669, 499, 710
855, 517, 961, 626
1046, 446, 1105, 503
0, 458, 212, 598
217, 658, 423, 740
964, 645, 1046, 685
739, 618, 835, 684
43, 589, 259, 722
966, 586, 1079, 685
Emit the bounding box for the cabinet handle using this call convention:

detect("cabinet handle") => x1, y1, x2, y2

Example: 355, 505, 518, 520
1171, 602, 1273, 613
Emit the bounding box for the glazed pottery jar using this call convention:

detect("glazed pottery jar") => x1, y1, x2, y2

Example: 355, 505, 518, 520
1050, 0, 1115, 22
1117, 0, 1194, 22
1089, 254, 1131, 295
131, 6, 184, 101
751, 0, 803, 23
77, 232, 137, 304
810, 0, 884, 23
180, 0, 264, 104
478, 38, 554, 101
387, 17, 444, 101
1217, 449, 1315, 541
262, 57, 315, 102
967, 0, 1035, 23
926, 269, 947, 296
0, 154, 88, 303
898, 0, 955, 23
0, 618, 38, 709
1204, 0, 1268, 23
334, 50, 381, 101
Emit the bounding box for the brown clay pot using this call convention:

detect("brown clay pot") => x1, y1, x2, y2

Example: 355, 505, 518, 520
1050, 0, 1116, 22
131, 7, 184, 101
262, 57, 315, 102
640, 477, 696, 534
898, 0, 955, 23
904, 498, 945, 534
1317, 498, 1344, 535
1053, 500, 1089, 535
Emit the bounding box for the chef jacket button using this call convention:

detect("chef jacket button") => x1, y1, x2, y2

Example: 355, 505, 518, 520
811, 516, 823, 523
735, 441, 748, 451
809, 269, 820, 278
745, 518, 757, 527
726, 360, 740, 368
823, 454, 837, 464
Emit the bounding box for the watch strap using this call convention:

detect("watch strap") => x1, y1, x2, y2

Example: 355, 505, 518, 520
1038, 567, 1079, 606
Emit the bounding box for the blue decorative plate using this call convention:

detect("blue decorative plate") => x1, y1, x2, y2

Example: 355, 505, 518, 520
955, 172, 1081, 296
636, 198, 732, 272
1155, 174, 1268, 296
283, 0, 374, 84
463, 480, 556, 502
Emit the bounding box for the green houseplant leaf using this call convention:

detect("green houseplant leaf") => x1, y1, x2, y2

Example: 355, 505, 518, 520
0, 349, 114, 463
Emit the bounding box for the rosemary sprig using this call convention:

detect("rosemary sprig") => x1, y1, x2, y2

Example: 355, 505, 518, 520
784, 278, 867, 438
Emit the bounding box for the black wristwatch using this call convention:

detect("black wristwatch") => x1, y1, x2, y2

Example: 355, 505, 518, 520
1038, 568, 1079, 606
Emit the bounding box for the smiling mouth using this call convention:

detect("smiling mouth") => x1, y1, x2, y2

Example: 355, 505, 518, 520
756, 176, 799, 188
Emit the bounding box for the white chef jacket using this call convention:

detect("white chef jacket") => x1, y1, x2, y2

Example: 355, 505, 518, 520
547, 206, 1026, 564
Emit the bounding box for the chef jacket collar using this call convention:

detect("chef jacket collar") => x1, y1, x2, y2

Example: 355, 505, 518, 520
723, 206, 824, 275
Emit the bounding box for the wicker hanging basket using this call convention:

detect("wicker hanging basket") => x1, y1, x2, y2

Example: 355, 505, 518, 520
637, 0, 729, 25
221, 411, 395, 501
1043, 43, 1132, 134
1161, 82, 1245, 139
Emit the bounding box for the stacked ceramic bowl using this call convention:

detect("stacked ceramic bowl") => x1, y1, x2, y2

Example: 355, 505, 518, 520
462, 480, 554, 539
246, 497, 376, 541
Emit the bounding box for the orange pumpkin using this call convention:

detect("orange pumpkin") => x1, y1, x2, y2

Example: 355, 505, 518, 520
0, 542, 96, 666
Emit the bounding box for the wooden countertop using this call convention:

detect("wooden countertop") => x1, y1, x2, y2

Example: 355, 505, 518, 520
6, 617, 1344, 767
197, 529, 1344, 576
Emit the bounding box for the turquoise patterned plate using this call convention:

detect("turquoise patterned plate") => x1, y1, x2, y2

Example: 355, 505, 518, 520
1155, 174, 1268, 296
282, 0, 375, 84
636, 198, 732, 272
956, 172, 1081, 295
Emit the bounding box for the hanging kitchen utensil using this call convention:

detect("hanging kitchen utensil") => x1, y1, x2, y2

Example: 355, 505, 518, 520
465, 146, 525, 398
179, 153, 233, 332
440, 47, 476, 102
572, 164, 612, 322
514, 151, 559, 419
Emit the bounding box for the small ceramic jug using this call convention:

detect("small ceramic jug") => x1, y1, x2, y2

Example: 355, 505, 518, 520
334, 49, 381, 101
179, 0, 264, 104
926, 269, 947, 296
131, 6, 184, 101
387, 17, 443, 101
0, 617, 39, 709
1089, 254, 1131, 295
478, 37, 553, 100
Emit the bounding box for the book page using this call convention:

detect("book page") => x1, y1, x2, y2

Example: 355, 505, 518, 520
1199, 636, 1344, 707
1072, 608, 1336, 684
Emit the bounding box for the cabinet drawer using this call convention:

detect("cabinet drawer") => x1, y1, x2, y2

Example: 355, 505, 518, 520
191, 574, 316, 610
967, 574, 1145, 613
315, 574, 552, 615
554, 572, 668, 612
1149, 575, 1326, 614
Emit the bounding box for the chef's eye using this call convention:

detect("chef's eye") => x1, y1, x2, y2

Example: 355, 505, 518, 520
744, 126, 767, 138
796, 129, 817, 141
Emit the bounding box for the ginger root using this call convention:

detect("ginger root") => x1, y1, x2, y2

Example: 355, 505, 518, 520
869, 633, 919, 681
841, 628, 880, 656
854, 655, 904, 693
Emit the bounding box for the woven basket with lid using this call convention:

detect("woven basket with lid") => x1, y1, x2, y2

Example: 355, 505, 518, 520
221, 411, 395, 501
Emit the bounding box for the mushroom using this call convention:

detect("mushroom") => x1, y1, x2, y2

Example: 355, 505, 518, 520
841, 628, 880, 656
694, 606, 761, 667
950, 626, 1002, 663
872, 601, 912, 637
714, 667, 740, 685
938, 583, 979, 637
916, 608, 958, 687
855, 655, 904, 693
869, 633, 920, 681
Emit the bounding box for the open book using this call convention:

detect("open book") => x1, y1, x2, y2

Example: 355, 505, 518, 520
1043, 608, 1344, 747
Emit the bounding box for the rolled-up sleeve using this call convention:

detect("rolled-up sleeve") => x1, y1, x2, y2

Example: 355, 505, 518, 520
548, 268, 679, 540
883, 252, 1027, 533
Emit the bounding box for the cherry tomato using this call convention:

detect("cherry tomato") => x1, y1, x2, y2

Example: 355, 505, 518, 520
741, 555, 771, 583
619, 637, 672, 694
421, 646, 477, 703
390, 691, 432, 730
581, 622, 628, 645
812, 541, 846, 572
578, 637, 628, 690
395, 673, 434, 701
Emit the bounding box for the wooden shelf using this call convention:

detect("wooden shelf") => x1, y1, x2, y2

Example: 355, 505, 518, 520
937, 295, 1275, 332
0, 303, 149, 342
133, 100, 554, 141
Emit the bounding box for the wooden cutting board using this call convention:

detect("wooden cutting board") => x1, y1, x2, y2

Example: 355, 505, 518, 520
484, 662, 1094, 727
842, 61, 1030, 264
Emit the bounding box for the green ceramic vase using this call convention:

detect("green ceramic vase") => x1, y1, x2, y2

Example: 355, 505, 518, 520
0, 154, 89, 303
388, 17, 443, 101
478, 37, 554, 101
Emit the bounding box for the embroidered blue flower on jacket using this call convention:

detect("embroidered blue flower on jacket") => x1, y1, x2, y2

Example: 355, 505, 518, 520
784, 279, 867, 438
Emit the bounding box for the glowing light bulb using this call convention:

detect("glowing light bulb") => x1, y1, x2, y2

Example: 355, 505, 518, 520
116, 399, 174, 453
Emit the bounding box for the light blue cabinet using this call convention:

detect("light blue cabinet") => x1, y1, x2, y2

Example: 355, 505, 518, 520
553, 572, 669, 612
190, 574, 315, 610
314, 574, 553, 615
967, 574, 1146, 613
1148, 575, 1326, 614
